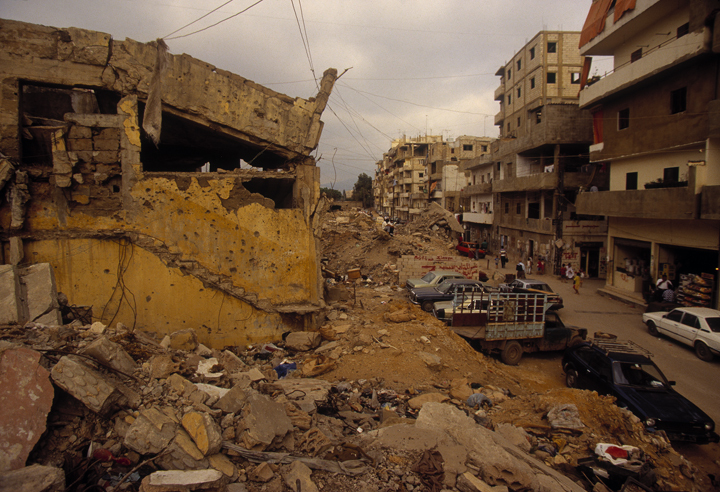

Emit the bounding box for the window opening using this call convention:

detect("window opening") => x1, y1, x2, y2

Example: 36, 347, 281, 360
631, 48, 642, 63
547, 72, 556, 84
547, 42, 557, 53
626, 172, 638, 190
618, 108, 630, 130
670, 87, 686, 114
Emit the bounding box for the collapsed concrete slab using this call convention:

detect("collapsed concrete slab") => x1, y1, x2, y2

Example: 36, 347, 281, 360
0, 264, 61, 326
0, 18, 337, 347
0, 346, 54, 472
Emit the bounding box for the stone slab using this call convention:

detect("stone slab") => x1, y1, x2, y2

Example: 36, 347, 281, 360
50, 355, 121, 414
0, 265, 21, 324
0, 464, 65, 492
139, 469, 227, 491
21, 263, 62, 326
0, 347, 54, 471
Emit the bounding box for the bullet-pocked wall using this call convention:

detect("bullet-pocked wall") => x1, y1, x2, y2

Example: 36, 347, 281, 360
0, 18, 337, 346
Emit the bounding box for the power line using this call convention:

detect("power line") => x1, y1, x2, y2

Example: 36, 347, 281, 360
162, 0, 236, 39
165, 0, 266, 40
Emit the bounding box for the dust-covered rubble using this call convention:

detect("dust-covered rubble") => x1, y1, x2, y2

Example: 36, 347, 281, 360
0, 299, 715, 492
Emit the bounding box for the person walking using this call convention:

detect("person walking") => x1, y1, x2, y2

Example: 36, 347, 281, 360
560, 263, 567, 282
527, 256, 533, 276
573, 272, 581, 294
516, 260, 525, 279
500, 248, 507, 268
566, 264, 575, 283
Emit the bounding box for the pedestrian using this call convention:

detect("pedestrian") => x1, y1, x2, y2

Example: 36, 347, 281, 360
527, 256, 533, 275
538, 258, 545, 275
566, 264, 575, 283
654, 273, 673, 302
494, 256, 499, 269
560, 263, 567, 282
516, 260, 525, 279
500, 248, 507, 268
573, 272, 581, 294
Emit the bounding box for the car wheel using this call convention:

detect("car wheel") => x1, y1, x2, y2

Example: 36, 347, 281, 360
500, 341, 523, 365
565, 367, 579, 388
695, 342, 714, 362
421, 300, 434, 312
647, 321, 658, 336
569, 336, 584, 347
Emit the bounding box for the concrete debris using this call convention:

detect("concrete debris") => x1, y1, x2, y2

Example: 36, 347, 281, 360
547, 403, 585, 431
124, 407, 178, 455
181, 411, 223, 456
284, 331, 322, 351
283, 461, 318, 492
139, 469, 227, 491
79, 335, 138, 375
0, 464, 66, 492
237, 392, 293, 450
0, 347, 54, 471
0, 263, 62, 326
50, 355, 122, 414
169, 329, 199, 351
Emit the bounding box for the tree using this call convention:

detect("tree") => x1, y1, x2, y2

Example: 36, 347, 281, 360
353, 173, 374, 209
320, 187, 342, 200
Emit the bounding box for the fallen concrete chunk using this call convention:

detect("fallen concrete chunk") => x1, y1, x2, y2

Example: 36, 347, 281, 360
139, 469, 227, 492
208, 453, 237, 480
269, 379, 332, 414
124, 407, 178, 455
0, 347, 54, 472
149, 355, 180, 380
50, 355, 121, 414
219, 350, 247, 374
416, 352, 442, 369
79, 336, 137, 375
238, 393, 293, 451
285, 332, 322, 351
22, 263, 62, 326
196, 358, 223, 379
182, 411, 223, 456
248, 462, 275, 482
408, 393, 449, 410
457, 471, 507, 492
214, 386, 249, 414
494, 424, 531, 453
0, 265, 21, 324
156, 430, 209, 471
283, 461, 318, 492
169, 329, 199, 351
0, 464, 66, 492
546, 404, 585, 431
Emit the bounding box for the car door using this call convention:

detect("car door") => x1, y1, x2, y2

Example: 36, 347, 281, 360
658, 309, 685, 341
572, 347, 614, 394
676, 312, 700, 347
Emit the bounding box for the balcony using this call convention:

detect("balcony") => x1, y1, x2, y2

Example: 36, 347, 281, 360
463, 211, 493, 225
493, 172, 558, 193
463, 183, 492, 196
700, 185, 720, 220
563, 219, 608, 236
411, 192, 427, 200
494, 111, 504, 126
400, 192, 410, 198
494, 85, 505, 101
431, 190, 443, 199
498, 215, 553, 234
575, 187, 697, 220
580, 31, 707, 109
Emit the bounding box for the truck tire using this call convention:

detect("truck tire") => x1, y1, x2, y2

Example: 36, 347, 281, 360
647, 321, 658, 336
501, 341, 523, 365
695, 342, 714, 362
421, 300, 434, 312
565, 367, 578, 388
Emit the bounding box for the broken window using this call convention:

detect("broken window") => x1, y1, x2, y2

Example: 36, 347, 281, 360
547, 42, 557, 53
530, 77, 536, 89
463, 144, 473, 151
530, 46, 536, 59
618, 108, 630, 130
547, 72, 556, 84
528, 202, 540, 219
631, 48, 642, 63
677, 23, 689, 38
571, 72, 582, 84
670, 87, 687, 114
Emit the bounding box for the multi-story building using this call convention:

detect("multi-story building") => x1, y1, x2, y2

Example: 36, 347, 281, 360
427, 136, 492, 213
374, 135, 442, 220
575, 0, 720, 307
474, 31, 608, 276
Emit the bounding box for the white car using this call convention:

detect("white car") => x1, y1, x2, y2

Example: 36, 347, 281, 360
642, 307, 720, 361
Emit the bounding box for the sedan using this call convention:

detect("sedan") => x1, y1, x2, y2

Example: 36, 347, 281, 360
456, 241, 486, 259
405, 270, 465, 292
410, 278, 487, 312
642, 307, 720, 361
498, 278, 563, 310
563, 339, 719, 444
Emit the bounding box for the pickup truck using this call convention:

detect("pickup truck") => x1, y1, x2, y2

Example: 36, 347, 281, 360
642, 306, 720, 361
440, 291, 586, 365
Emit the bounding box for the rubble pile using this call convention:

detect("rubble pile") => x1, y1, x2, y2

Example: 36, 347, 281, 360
0, 288, 714, 492
320, 209, 459, 285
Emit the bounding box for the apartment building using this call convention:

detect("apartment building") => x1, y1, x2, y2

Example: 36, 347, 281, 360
575, 0, 720, 307
374, 135, 442, 220
477, 31, 607, 276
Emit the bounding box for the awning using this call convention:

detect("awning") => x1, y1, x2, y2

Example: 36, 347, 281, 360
580, 0, 637, 47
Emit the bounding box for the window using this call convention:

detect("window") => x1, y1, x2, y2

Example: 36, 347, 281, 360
618, 108, 630, 130
508, 68, 512, 79
504, 202, 509, 214
547, 72, 556, 84
626, 172, 638, 190
507, 123, 511, 133
418, 172, 423, 178
547, 42, 557, 53
497, 162, 501, 171
517, 117, 521, 127
535, 109, 542, 124
671, 87, 687, 114
631, 48, 642, 63
530, 77, 535, 89
528, 202, 540, 219
681, 313, 699, 328
517, 87, 521, 97
481, 145, 488, 152
663, 167, 679, 184
516, 203, 521, 214
508, 94, 512, 104
463, 144, 473, 151
530, 46, 535, 59
666, 310, 683, 322
517, 59, 522, 70
677, 23, 689, 38
571, 72, 581, 84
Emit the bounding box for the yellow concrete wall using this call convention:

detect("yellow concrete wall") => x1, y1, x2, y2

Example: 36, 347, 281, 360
23, 238, 285, 347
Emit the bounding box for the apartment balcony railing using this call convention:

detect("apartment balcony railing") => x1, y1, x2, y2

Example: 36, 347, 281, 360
463, 183, 492, 196
494, 85, 505, 101
575, 187, 696, 220
463, 211, 493, 225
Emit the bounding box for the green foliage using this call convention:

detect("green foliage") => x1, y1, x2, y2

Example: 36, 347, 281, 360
320, 187, 343, 200
353, 173, 374, 208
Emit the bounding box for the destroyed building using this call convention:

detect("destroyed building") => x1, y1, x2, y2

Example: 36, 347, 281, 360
0, 18, 337, 347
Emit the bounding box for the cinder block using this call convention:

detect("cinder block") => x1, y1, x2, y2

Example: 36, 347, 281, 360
67, 138, 93, 151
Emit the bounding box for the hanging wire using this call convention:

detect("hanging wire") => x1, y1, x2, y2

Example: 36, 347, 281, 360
165, 0, 267, 40
162, 0, 237, 39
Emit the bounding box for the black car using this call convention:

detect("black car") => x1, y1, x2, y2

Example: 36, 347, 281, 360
409, 278, 487, 312
562, 338, 719, 444
498, 278, 563, 310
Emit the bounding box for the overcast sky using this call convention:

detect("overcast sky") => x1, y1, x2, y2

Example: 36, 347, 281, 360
4, 0, 598, 189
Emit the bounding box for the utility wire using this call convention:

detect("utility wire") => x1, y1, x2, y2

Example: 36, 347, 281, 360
165, 0, 266, 40
163, 0, 237, 39
290, 0, 317, 89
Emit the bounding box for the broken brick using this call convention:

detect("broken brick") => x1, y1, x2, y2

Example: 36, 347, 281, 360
181, 411, 223, 456
50, 355, 121, 414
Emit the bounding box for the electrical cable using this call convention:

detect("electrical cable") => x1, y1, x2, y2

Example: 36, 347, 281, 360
165, 0, 266, 40
162, 0, 237, 39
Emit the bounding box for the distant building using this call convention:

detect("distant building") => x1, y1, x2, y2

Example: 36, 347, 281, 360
575, 0, 720, 307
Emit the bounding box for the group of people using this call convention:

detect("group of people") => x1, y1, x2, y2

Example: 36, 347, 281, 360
653, 273, 675, 303
512, 256, 547, 280
559, 263, 583, 294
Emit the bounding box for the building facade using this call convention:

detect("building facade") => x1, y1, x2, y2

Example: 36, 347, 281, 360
575, 0, 720, 307
467, 31, 608, 276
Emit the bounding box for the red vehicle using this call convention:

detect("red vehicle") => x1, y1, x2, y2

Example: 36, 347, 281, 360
456, 241, 486, 259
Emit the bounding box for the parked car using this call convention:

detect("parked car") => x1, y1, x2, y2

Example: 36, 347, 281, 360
562, 338, 719, 444
642, 307, 720, 361
405, 270, 466, 292
409, 278, 487, 312
498, 278, 563, 310
456, 241, 486, 259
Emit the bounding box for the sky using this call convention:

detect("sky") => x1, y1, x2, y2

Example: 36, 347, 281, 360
4, 0, 600, 190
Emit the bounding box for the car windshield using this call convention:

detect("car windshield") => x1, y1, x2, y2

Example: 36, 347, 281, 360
613, 362, 668, 389
529, 283, 553, 292
438, 281, 459, 294
705, 317, 720, 332
420, 272, 437, 283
